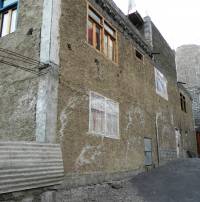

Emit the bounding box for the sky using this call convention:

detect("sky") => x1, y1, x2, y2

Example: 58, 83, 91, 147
113, 0, 200, 50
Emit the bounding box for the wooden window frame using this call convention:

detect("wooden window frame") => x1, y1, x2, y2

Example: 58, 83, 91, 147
87, 7, 103, 51
104, 22, 116, 61
87, 4, 118, 63
0, 0, 18, 37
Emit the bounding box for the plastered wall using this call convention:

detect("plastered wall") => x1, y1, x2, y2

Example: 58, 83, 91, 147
0, 0, 44, 141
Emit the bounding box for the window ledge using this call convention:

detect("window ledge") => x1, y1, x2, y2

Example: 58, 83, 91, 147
87, 131, 120, 140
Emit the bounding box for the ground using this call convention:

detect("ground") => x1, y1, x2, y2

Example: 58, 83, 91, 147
55, 159, 200, 202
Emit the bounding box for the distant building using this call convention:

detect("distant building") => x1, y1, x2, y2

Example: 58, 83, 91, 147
176, 45, 200, 155
0, 0, 197, 200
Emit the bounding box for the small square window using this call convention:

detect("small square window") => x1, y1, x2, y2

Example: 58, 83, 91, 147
135, 49, 143, 61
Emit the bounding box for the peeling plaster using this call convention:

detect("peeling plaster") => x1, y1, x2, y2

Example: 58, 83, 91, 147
162, 125, 173, 137
59, 95, 87, 140
171, 113, 174, 126
75, 144, 102, 170
11, 89, 36, 119
125, 136, 143, 166
126, 106, 145, 131
59, 96, 79, 140
18, 90, 36, 111
125, 141, 130, 166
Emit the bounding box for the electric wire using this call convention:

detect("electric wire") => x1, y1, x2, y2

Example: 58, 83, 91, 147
0, 53, 39, 66
0, 48, 44, 65
0, 48, 50, 76
0, 58, 50, 76
0, 60, 40, 75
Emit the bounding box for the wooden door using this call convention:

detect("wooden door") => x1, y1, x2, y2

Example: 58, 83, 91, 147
196, 132, 200, 157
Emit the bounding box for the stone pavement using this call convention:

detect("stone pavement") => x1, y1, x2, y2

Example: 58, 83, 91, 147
55, 159, 200, 202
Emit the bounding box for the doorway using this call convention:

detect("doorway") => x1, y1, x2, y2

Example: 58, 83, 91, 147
144, 138, 153, 166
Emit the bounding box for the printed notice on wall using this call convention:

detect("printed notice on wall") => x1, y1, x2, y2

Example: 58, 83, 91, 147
155, 68, 168, 100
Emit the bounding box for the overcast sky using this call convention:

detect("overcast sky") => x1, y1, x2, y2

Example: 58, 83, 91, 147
113, 0, 200, 50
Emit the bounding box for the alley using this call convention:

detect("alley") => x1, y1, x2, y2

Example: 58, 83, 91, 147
55, 159, 200, 202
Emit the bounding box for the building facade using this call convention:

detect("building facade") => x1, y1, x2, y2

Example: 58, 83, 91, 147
176, 45, 200, 155
0, 0, 197, 200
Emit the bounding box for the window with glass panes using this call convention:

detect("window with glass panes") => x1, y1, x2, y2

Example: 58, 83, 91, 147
0, 0, 18, 37
89, 91, 119, 139
87, 5, 117, 62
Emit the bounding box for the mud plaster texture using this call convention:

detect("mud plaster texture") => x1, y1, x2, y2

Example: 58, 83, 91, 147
0, 0, 44, 141
0, 0, 196, 184
57, 0, 197, 179
0, 0, 197, 199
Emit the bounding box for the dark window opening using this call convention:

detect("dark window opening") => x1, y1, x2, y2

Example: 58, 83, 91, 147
180, 93, 187, 113
135, 49, 143, 61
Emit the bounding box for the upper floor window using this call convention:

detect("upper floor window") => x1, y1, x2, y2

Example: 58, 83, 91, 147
87, 5, 117, 62
0, 0, 18, 37
180, 93, 187, 113
89, 91, 119, 139
144, 138, 153, 166
87, 7, 102, 51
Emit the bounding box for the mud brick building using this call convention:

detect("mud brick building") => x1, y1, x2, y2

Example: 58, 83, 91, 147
0, 0, 197, 200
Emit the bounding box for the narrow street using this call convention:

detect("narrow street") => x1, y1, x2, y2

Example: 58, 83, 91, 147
56, 159, 200, 202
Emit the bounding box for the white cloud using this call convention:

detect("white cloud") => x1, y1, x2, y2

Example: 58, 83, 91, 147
113, 0, 200, 49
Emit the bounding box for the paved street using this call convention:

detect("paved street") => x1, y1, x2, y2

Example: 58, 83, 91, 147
56, 159, 200, 202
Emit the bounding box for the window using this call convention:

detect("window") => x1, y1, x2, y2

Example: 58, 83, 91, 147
104, 22, 116, 61
0, 0, 18, 37
87, 6, 117, 62
144, 138, 152, 166
155, 68, 168, 100
89, 91, 119, 139
135, 49, 143, 61
87, 8, 102, 51
180, 93, 187, 112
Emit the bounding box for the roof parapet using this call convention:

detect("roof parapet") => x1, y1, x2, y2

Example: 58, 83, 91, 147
95, 0, 153, 57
